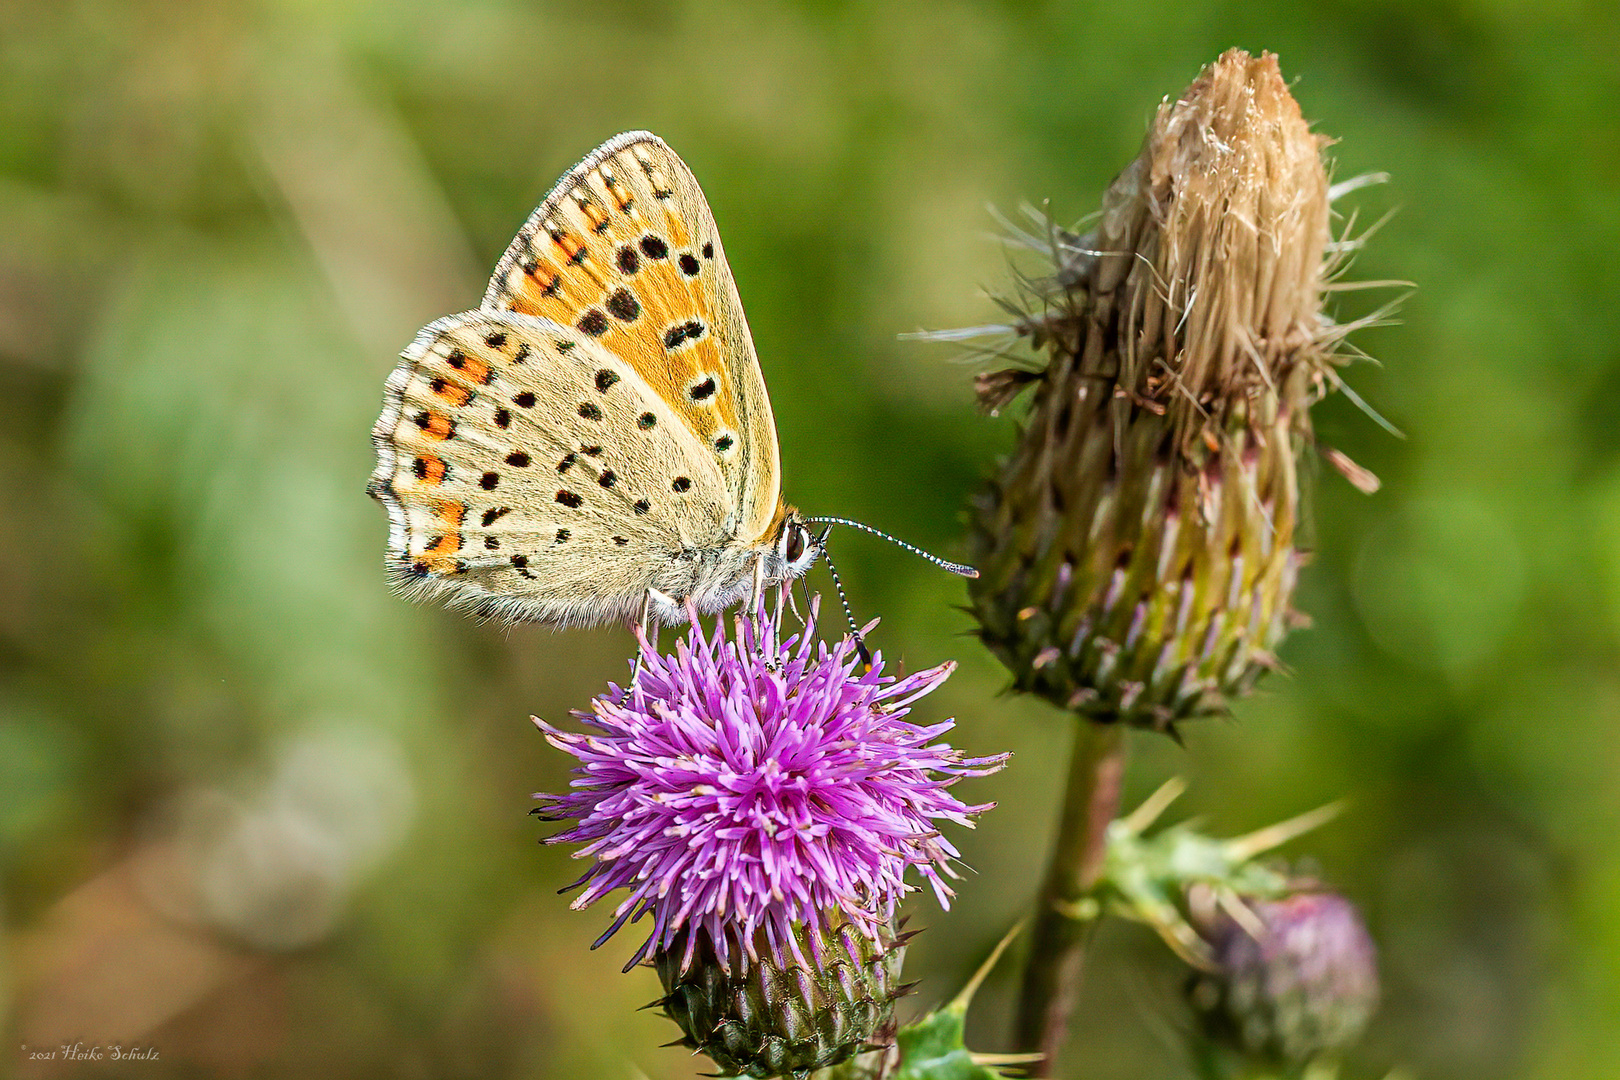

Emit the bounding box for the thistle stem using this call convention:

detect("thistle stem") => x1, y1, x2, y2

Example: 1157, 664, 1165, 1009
1015, 720, 1127, 1071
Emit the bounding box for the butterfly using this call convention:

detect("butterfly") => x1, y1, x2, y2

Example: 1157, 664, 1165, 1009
369, 131, 972, 633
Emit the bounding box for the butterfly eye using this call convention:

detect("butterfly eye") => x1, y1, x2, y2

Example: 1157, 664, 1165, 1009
784, 525, 807, 565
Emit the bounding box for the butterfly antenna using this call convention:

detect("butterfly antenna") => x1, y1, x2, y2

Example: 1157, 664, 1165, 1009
819, 541, 873, 669
805, 517, 979, 578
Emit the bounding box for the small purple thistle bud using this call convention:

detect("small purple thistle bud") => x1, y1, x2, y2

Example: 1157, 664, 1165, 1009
534, 598, 1007, 1076
1189, 890, 1380, 1068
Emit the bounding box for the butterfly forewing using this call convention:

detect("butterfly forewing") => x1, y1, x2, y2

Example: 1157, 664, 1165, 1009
370, 310, 732, 626
480, 131, 782, 546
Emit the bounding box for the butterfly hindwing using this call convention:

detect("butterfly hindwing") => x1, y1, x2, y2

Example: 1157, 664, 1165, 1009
480, 131, 783, 547
369, 310, 732, 626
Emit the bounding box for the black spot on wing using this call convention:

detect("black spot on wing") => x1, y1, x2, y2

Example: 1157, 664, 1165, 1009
578, 309, 609, 337
606, 288, 640, 322
665, 320, 708, 351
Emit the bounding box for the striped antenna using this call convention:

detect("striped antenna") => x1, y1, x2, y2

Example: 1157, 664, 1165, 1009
818, 540, 873, 670
805, 517, 979, 578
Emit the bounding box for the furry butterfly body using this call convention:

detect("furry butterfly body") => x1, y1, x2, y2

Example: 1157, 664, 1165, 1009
369, 132, 821, 627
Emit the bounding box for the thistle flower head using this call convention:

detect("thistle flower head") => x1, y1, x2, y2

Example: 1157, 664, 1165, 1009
533, 598, 1007, 974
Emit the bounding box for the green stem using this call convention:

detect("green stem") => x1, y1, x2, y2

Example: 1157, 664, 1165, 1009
1014, 720, 1128, 1073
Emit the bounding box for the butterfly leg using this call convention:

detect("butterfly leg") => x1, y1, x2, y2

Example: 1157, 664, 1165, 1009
748, 556, 782, 672
749, 552, 766, 611
629, 589, 657, 687
788, 577, 809, 626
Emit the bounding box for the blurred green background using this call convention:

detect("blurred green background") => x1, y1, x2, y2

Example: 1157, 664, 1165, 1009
2, 1, 1617, 1077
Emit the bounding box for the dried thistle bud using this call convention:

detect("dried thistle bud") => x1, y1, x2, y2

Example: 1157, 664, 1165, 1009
966, 50, 1363, 731
1188, 890, 1380, 1068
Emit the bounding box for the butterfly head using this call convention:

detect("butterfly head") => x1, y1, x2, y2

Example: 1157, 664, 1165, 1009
769, 510, 824, 584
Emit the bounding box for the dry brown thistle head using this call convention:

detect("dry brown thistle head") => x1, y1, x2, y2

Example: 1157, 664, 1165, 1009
966, 49, 1382, 732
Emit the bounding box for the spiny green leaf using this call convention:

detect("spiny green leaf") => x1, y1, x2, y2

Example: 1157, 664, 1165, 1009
892, 923, 1026, 1080
893, 1008, 1001, 1080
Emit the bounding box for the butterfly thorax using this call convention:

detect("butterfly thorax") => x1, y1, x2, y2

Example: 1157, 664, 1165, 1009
642, 504, 820, 626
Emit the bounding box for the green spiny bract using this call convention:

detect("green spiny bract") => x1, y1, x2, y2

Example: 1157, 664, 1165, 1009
656, 919, 905, 1079
967, 50, 1362, 732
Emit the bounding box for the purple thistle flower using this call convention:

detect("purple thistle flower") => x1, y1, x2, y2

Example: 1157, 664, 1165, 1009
533, 598, 1007, 973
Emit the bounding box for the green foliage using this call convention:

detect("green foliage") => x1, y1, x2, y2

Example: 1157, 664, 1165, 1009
892, 1006, 1001, 1080
890, 927, 1025, 1080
